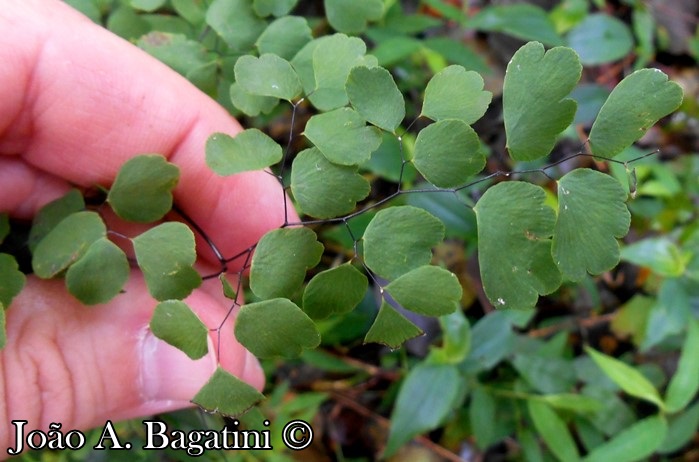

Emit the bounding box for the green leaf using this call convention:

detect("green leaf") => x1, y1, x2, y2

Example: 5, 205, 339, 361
302, 263, 368, 320
130, 0, 165, 11
470, 386, 496, 449
137, 33, 216, 79
474, 181, 561, 310
150, 300, 209, 360
206, 129, 282, 176
324, 0, 383, 34
229, 82, 279, 117
540, 394, 602, 413
405, 183, 477, 239
659, 401, 699, 454
347, 66, 405, 133
513, 354, 577, 394
385, 265, 461, 317
290, 147, 370, 219
412, 119, 484, 188
303, 108, 382, 166
32, 211, 106, 279
553, 169, 631, 281
235, 298, 320, 358
249, 227, 323, 299
429, 310, 471, 364
309, 34, 376, 111
253, 0, 298, 17
567, 14, 633, 65
461, 311, 516, 372
664, 318, 699, 413
107, 154, 179, 223
65, 238, 129, 305
421, 65, 492, 124
0, 214, 8, 244
467, 4, 564, 47
219, 274, 237, 300
28, 189, 85, 252
171, 0, 206, 25
364, 302, 423, 348
0, 254, 25, 308
585, 347, 665, 410
527, 400, 580, 462
384, 363, 460, 457
620, 237, 687, 277
234, 54, 302, 101
588, 69, 683, 158
256, 16, 312, 60
192, 366, 265, 416
363, 206, 444, 280
132, 222, 202, 301
422, 37, 490, 75
206, 0, 266, 51
584, 415, 667, 462
503, 41, 581, 161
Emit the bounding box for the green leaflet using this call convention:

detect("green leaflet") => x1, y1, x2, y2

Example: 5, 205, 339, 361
32, 211, 106, 279
28, 189, 85, 252
552, 169, 631, 281
384, 363, 461, 457
364, 301, 423, 348
249, 227, 323, 299
65, 238, 129, 305
474, 181, 561, 310
527, 400, 580, 462
253, 0, 298, 17
235, 298, 320, 358
585, 347, 665, 410
132, 222, 202, 301
363, 206, 444, 280
421, 65, 492, 124
256, 16, 312, 60
467, 4, 564, 47
385, 265, 461, 317
206, 0, 266, 51
412, 119, 484, 188
588, 69, 684, 158
503, 41, 581, 161
307, 34, 376, 111
290, 147, 370, 219
567, 14, 633, 65
107, 154, 179, 223
324, 0, 383, 34
192, 366, 265, 416
206, 129, 282, 176
664, 318, 699, 413
0, 254, 25, 308
346, 66, 405, 133
303, 107, 382, 166
234, 54, 302, 101
229, 82, 279, 117
150, 300, 209, 360
584, 415, 667, 462
302, 263, 368, 320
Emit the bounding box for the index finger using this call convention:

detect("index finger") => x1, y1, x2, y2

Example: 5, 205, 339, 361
0, 0, 290, 266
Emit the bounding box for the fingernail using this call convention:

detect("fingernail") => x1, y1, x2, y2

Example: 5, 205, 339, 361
139, 330, 216, 404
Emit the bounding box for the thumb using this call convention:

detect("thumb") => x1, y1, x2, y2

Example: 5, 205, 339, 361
0, 275, 262, 448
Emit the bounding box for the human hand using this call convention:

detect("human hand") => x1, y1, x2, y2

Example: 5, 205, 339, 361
0, 0, 288, 453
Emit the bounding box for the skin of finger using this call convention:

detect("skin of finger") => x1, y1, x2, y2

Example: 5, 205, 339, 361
0, 276, 262, 449
0, 0, 296, 269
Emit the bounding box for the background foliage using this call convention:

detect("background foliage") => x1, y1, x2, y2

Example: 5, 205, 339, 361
2, 0, 699, 460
